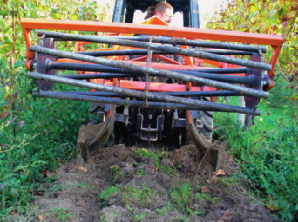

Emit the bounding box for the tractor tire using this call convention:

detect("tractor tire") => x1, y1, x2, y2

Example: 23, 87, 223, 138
197, 97, 214, 142
197, 110, 213, 142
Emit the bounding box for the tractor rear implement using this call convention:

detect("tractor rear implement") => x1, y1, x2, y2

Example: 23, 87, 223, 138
21, 1, 283, 170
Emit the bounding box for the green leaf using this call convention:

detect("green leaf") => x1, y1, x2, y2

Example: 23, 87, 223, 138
249, 11, 257, 19
3, 36, 12, 44
28, 2, 37, 13
0, 10, 8, 17
14, 60, 23, 68
269, 10, 276, 16
71, 14, 78, 20
71, 113, 75, 119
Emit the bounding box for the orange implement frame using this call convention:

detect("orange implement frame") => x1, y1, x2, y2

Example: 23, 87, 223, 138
21, 18, 284, 90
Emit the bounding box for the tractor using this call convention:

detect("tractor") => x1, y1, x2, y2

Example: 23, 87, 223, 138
21, 0, 283, 170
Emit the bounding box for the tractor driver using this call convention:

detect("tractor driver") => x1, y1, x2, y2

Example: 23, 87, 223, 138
144, 2, 173, 24
89, 3, 174, 115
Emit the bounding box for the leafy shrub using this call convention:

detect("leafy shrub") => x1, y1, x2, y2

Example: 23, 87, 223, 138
267, 76, 298, 118
214, 109, 297, 221
207, 0, 297, 84
0, 90, 89, 218
208, 3, 297, 218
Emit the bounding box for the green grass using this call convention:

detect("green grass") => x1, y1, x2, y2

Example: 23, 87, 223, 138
160, 165, 178, 177
100, 186, 118, 202
110, 165, 122, 184
170, 182, 192, 211
195, 193, 220, 203
120, 182, 160, 208
134, 148, 178, 177
134, 213, 146, 221
45, 208, 72, 221
138, 168, 146, 176
135, 148, 161, 167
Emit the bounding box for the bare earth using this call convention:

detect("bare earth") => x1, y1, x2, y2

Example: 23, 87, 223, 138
34, 143, 282, 222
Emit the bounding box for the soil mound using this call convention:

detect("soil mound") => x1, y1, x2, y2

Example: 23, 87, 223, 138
34, 144, 281, 221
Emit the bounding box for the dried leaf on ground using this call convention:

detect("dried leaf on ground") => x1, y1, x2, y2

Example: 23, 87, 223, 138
229, 155, 234, 161
217, 209, 233, 221
152, 166, 159, 173
44, 170, 52, 178
213, 188, 221, 194
78, 166, 88, 173
201, 186, 208, 193
10, 210, 18, 218
38, 214, 44, 221
213, 169, 226, 177
125, 163, 132, 167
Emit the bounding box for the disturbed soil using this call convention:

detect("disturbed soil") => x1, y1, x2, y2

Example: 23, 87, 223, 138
34, 143, 282, 222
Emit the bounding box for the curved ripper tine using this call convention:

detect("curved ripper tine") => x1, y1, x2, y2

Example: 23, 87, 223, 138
186, 110, 223, 171
78, 106, 115, 162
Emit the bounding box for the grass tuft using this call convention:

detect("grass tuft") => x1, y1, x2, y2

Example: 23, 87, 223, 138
100, 186, 118, 202
44, 208, 72, 221
120, 182, 160, 208
170, 182, 192, 211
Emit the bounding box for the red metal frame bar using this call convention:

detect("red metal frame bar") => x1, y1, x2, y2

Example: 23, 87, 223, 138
130, 55, 181, 65
21, 18, 284, 90
120, 81, 185, 92
87, 80, 217, 93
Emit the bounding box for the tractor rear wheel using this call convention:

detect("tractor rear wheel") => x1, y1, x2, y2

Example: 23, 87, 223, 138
197, 110, 214, 142
197, 97, 214, 142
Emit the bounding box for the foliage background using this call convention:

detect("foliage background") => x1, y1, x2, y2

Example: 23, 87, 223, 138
208, 0, 298, 90
0, 0, 113, 219
208, 0, 297, 220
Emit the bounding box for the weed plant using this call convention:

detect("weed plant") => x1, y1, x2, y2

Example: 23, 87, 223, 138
267, 78, 298, 117
138, 168, 146, 176
110, 165, 122, 184
135, 148, 160, 167
100, 186, 118, 202
134, 213, 146, 221
161, 165, 178, 177
214, 81, 297, 221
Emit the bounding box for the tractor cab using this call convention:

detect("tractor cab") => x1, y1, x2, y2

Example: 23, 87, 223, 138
112, 0, 200, 28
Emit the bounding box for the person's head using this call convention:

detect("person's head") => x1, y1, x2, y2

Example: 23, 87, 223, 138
145, 2, 173, 23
